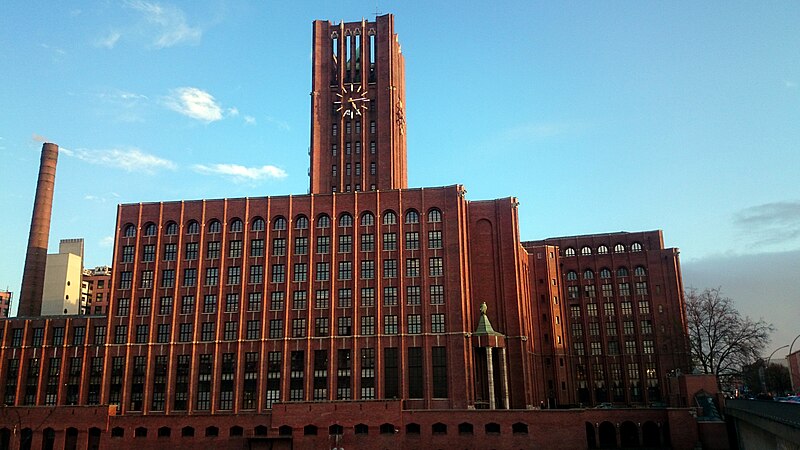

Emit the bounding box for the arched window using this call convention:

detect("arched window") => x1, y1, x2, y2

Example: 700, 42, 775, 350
230, 219, 243, 232
360, 212, 375, 226
273, 216, 287, 231
427, 208, 442, 223
303, 425, 318, 436
405, 209, 419, 224
254, 426, 268, 436
512, 422, 529, 435
208, 220, 221, 233
355, 424, 369, 435
566, 270, 578, 281
634, 266, 646, 277
631, 242, 643, 252
617, 267, 629, 277
134, 427, 148, 438
205, 426, 219, 437
614, 243, 625, 253
406, 423, 421, 434
229, 426, 244, 437
278, 426, 292, 437
317, 214, 331, 228
143, 223, 157, 236
379, 423, 396, 434
181, 426, 194, 437
432, 423, 447, 435
485, 423, 501, 435
383, 210, 397, 225
251, 217, 265, 231
564, 247, 576, 257
329, 424, 344, 435
123, 224, 136, 238
597, 245, 609, 254
295, 215, 309, 230
165, 222, 178, 235
600, 268, 612, 279
584, 269, 594, 280
158, 427, 171, 438
186, 220, 199, 235
339, 213, 353, 228
581, 246, 592, 256
110, 427, 124, 438
458, 423, 474, 435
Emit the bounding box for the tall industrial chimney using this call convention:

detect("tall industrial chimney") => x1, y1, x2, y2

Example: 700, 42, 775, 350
18, 142, 59, 317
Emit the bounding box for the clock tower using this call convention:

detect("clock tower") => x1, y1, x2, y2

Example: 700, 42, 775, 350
310, 14, 407, 195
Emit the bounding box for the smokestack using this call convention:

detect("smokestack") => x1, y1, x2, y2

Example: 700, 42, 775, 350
19, 143, 59, 317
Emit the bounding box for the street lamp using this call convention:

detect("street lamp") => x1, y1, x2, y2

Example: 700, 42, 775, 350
760, 345, 790, 394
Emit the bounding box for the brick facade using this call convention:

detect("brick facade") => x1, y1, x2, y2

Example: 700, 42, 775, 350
0, 14, 701, 449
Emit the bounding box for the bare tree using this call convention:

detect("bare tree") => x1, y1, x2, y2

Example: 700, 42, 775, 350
685, 287, 774, 386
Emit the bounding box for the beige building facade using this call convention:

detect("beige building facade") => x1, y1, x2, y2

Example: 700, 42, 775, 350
41, 239, 84, 315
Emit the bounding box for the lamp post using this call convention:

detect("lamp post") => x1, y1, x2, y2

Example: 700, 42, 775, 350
760, 345, 790, 394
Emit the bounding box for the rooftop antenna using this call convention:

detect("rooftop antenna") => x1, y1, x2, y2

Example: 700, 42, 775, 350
375, 0, 381, 19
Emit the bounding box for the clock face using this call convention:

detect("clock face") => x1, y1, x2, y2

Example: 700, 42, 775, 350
334, 84, 370, 118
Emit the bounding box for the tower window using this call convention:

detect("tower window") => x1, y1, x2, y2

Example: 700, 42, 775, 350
369, 34, 376, 64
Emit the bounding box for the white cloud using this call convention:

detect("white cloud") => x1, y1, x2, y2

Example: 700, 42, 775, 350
227, 107, 239, 117
96, 31, 122, 49
244, 115, 256, 125
100, 236, 115, 247
64, 147, 176, 174
193, 163, 287, 182
164, 87, 223, 122
125, 0, 201, 48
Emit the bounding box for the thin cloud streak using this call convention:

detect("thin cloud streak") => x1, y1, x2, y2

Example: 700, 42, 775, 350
125, 0, 202, 48
193, 163, 287, 183
96, 31, 122, 49
732, 201, 800, 248
62, 147, 176, 174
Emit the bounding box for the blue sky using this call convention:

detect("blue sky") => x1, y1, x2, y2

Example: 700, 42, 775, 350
1, 1, 798, 352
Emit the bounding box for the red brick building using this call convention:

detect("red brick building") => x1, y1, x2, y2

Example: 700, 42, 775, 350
523, 232, 690, 408
0, 290, 11, 318
0, 14, 699, 449
83, 266, 112, 315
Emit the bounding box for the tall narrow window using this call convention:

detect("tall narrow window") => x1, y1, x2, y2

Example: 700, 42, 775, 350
384, 347, 399, 399
361, 348, 375, 399
369, 34, 376, 64
336, 349, 351, 400
432, 347, 448, 398
345, 35, 351, 78
314, 350, 328, 400
408, 347, 423, 398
